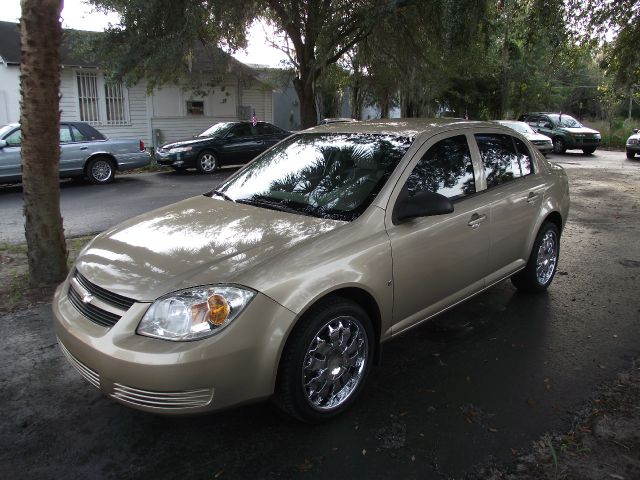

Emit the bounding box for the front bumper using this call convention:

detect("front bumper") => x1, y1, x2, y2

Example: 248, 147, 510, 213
626, 142, 640, 154
155, 149, 198, 167
565, 137, 601, 150
53, 278, 296, 415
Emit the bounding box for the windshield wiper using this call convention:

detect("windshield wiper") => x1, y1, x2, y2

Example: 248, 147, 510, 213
236, 198, 306, 216
210, 190, 235, 202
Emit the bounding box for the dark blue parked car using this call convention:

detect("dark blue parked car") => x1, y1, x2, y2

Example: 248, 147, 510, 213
156, 121, 291, 173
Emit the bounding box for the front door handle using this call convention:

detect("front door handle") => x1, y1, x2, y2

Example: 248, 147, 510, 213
80, 146, 88, 150
467, 213, 487, 229
526, 192, 539, 204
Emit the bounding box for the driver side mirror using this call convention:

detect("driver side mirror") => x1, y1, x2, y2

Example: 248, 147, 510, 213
542, 122, 553, 129
0, 139, 6, 149
394, 190, 454, 223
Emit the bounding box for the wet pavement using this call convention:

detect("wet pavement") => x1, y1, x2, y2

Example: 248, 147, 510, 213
1, 151, 639, 479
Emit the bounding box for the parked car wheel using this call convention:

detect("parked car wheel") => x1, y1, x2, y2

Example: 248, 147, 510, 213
86, 156, 115, 184
552, 137, 566, 154
197, 151, 218, 173
582, 147, 596, 155
627, 150, 635, 159
275, 298, 374, 423
511, 222, 560, 293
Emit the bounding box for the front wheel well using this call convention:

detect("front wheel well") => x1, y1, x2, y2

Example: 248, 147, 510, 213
544, 211, 563, 235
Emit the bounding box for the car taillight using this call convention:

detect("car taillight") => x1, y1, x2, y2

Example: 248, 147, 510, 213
139, 140, 145, 151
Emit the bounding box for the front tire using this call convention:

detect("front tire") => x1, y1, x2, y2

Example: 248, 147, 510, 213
86, 156, 115, 184
582, 147, 596, 155
511, 222, 560, 293
274, 298, 374, 423
196, 151, 218, 173
553, 137, 566, 154
627, 150, 636, 159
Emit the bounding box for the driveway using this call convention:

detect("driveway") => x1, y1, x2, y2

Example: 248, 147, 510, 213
0, 150, 639, 479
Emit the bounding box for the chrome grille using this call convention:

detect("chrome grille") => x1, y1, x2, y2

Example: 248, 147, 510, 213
73, 270, 135, 310
58, 340, 100, 390
68, 285, 121, 327
111, 384, 214, 409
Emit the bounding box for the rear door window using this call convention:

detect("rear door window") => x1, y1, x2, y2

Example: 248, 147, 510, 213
4, 129, 22, 147
475, 133, 533, 187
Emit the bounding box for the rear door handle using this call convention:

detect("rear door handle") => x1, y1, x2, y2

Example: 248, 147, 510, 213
80, 146, 88, 150
467, 213, 487, 229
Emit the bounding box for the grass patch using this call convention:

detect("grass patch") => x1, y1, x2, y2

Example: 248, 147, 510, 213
0, 235, 94, 315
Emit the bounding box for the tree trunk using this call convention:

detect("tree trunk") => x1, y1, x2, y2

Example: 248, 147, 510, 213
20, 0, 68, 286
293, 68, 318, 129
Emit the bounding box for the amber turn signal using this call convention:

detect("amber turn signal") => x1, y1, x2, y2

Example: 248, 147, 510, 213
207, 294, 230, 326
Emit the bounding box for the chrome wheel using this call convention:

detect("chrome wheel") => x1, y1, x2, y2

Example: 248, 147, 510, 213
536, 230, 558, 285
87, 157, 115, 184
198, 152, 217, 173
302, 316, 368, 411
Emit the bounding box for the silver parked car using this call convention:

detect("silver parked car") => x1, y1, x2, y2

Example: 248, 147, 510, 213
626, 128, 639, 159
54, 119, 569, 422
495, 120, 553, 154
0, 121, 150, 184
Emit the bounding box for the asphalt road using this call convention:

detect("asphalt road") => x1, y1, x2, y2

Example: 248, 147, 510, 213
1, 150, 640, 479
0, 168, 239, 244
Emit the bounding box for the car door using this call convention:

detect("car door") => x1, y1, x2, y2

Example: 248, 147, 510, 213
255, 123, 284, 153
58, 124, 84, 175
220, 124, 262, 164
0, 127, 23, 181
473, 132, 545, 283
386, 132, 492, 334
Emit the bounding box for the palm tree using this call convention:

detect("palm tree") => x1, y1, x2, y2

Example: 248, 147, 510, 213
20, 0, 68, 286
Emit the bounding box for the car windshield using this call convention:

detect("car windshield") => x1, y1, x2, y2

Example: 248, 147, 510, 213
501, 122, 533, 134
198, 123, 233, 137
0, 124, 16, 138
213, 133, 413, 221
549, 114, 582, 128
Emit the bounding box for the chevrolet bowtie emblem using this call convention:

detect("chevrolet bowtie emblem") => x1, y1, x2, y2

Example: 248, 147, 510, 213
82, 293, 94, 304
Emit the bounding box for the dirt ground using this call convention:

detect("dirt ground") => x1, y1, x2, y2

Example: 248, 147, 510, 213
1, 158, 639, 479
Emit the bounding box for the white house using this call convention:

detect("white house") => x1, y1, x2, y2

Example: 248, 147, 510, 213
0, 21, 273, 147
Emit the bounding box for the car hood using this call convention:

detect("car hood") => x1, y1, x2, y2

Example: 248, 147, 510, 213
562, 127, 600, 135
159, 137, 218, 149
525, 132, 551, 142
74, 196, 344, 302
628, 133, 640, 141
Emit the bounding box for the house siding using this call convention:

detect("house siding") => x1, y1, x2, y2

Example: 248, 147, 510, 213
0, 65, 21, 124
3, 65, 275, 148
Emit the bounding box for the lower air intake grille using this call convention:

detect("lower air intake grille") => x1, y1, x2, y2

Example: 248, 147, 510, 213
58, 340, 100, 390
111, 384, 214, 410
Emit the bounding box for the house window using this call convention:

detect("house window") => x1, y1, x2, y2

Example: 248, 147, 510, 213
105, 82, 128, 125
76, 71, 100, 123
186, 100, 204, 116
75, 70, 130, 125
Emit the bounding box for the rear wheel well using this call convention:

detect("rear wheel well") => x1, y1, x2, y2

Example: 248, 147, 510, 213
84, 154, 117, 173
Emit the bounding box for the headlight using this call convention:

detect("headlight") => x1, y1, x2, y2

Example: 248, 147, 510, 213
137, 285, 256, 341
169, 146, 193, 153
594, 133, 601, 139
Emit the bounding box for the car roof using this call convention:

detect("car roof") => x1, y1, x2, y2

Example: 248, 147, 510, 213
302, 118, 496, 137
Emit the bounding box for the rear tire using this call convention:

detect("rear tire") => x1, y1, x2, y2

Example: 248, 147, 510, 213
196, 151, 218, 173
552, 138, 566, 154
274, 298, 374, 423
511, 222, 560, 293
582, 147, 596, 155
86, 156, 115, 184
